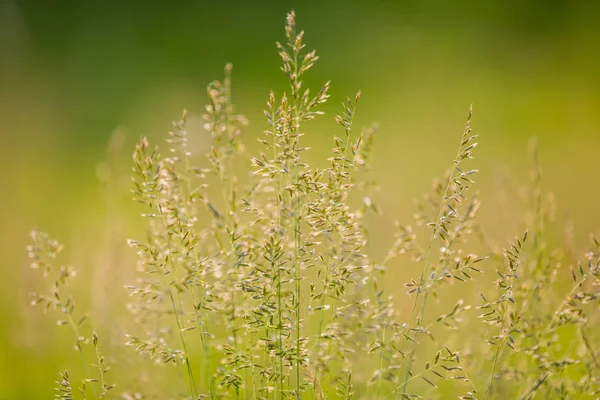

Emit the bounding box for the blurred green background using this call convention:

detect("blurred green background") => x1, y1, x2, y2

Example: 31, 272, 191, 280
1, 0, 599, 398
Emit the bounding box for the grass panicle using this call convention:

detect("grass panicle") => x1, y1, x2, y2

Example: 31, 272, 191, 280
26, 9, 600, 400
28, 230, 114, 399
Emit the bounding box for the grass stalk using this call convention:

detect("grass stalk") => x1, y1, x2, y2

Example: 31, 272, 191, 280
402, 106, 474, 394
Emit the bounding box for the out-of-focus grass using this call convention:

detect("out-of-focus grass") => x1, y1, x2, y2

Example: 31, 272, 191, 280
1, 1, 599, 397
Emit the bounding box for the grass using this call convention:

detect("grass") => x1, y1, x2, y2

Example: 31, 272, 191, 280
26, 10, 599, 400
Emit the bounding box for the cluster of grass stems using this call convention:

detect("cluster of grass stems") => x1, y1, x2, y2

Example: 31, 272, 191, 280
27, 11, 599, 400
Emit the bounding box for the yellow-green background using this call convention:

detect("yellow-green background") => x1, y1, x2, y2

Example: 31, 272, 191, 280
1, 1, 599, 398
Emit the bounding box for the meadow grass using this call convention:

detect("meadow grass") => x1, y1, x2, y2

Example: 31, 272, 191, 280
27, 10, 599, 400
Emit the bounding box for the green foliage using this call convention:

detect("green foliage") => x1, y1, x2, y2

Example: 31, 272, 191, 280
26, 10, 599, 400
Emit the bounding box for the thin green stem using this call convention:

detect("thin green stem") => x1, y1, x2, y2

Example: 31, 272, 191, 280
486, 304, 509, 399
181, 151, 216, 399
170, 255, 199, 398
286, 38, 303, 399
401, 139, 467, 395
276, 250, 284, 400
377, 326, 387, 399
